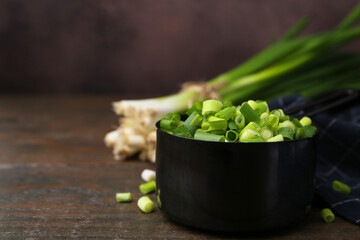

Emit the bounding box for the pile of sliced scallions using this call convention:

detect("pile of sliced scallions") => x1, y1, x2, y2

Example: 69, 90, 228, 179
160, 99, 317, 142
105, 4, 360, 161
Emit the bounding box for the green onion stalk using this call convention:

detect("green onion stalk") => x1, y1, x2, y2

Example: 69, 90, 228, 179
105, 4, 360, 162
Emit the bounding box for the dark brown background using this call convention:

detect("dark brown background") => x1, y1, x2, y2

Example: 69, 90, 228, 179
1, 0, 360, 95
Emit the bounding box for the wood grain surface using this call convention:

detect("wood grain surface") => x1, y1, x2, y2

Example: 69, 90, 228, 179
0, 95, 359, 239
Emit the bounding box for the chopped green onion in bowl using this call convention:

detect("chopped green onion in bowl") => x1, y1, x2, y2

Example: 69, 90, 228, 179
159, 99, 317, 142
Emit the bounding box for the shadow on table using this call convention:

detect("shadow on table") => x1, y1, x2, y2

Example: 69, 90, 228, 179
163, 214, 313, 239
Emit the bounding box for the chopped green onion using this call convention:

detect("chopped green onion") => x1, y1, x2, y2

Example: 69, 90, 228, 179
242, 137, 264, 143
163, 113, 181, 122
223, 100, 233, 107
260, 127, 274, 141
265, 114, 279, 128
116, 192, 132, 203
159, 119, 177, 131
303, 125, 317, 138
228, 120, 238, 130
159, 99, 317, 143
332, 180, 351, 195
270, 109, 282, 117
207, 116, 228, 132
278, 120, 296, 132
240, 129, 261, 142
277, 127, 294, 140
141, 169, 156, 182
137, 196, 155, 213
139, 180, 156, 194
225, 130, 239, 142
215, 106, 236, 120
194, 130, 225, 142
202, 100, 223, 116
184, 111, 203, 126
172, 124, 198, 138
201, 121, 210, 130
234, 113, 246, 130
240, 102, 261, 123
186, 101, 203, 116
321, 208, 335, 223
260, 112, 270, 121
255, 101, 269, 116
240, 122, 261, 136
300, 116, 312, 126
295, 127, 305, 139
292, 118, 302, 128
267, 134, 284, 142
247, 100, 258, 110
280, 115, 290, 122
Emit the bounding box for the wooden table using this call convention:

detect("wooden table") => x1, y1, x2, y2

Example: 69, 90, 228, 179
0, 95, 359, 239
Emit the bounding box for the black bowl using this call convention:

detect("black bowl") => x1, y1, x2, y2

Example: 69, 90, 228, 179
155, 122, 317, 232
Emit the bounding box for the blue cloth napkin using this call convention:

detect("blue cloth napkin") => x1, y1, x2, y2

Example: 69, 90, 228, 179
270, 94, 360, 225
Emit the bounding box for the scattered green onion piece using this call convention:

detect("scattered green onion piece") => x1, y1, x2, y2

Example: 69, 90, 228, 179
225, 130, 239, 142
116, 192, 132, 203
194, 130, 225, 142
277, 127, 294, 140
260, 127, 274, 141
234, 113, 246, 130
278, 120, 296, 132
207, 116, 228, 132
160, 119, 177, 131
240, 129, 261, 142
321, 208, 335, 223
303, 125, 317, 138
332, 180, 351, 195
139, 180, 156, 194
215, 106, 236, 121
267, 134, 284, 142
137, 196, 155, 213
202, 100, 223, 116
240, 102, 260, 123
300, 116, 312, 126
228, 120, 238, 130
184, 111, 203, 126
